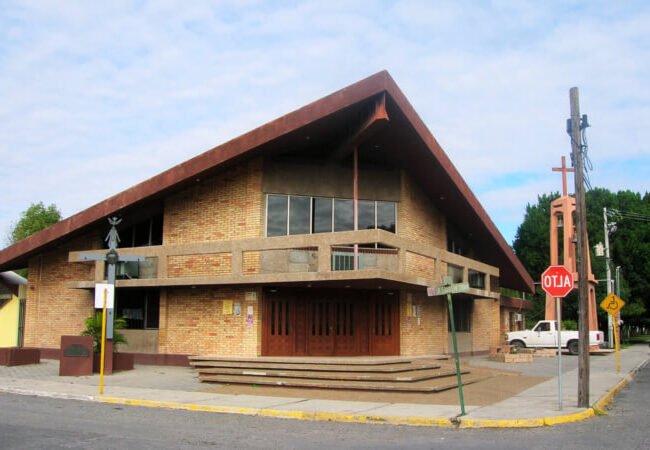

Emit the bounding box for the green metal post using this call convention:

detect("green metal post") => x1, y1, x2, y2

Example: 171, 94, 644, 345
447, 293, 466, 416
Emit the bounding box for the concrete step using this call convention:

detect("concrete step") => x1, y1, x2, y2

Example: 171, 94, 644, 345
189, 355, 449, 365
190, 360, 442, 373
195, 366, 462, 382
197, 372, 490, 392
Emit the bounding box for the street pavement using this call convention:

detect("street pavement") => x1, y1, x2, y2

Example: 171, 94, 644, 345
0, 345, 647, 428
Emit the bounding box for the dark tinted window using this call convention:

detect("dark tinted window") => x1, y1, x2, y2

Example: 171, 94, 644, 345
377, 201, 396, 233
267, 195, 288, 236
116, 289, 159, 329
334, 199, 353, 231
312, 198, 332, 233
289, 196, 310, 235
358, 201, 375, 230
151, 214, 163, 245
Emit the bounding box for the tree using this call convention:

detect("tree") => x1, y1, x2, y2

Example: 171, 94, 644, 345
513, 188, 649, 332
8, 202, 62, 245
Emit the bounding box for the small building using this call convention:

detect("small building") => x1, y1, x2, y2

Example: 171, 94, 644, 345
0, 271, 27, 347
0, 71, 533, 360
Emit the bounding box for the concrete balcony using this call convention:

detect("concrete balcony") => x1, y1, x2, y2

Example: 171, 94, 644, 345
68, 229, 499, 298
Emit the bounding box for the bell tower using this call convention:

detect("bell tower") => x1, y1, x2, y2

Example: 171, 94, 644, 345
546, 156, 599, 331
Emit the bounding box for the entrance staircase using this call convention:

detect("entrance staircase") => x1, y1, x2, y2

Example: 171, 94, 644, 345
189, 356, 491, 393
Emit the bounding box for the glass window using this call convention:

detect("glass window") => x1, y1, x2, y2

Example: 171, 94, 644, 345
358, 201, 375, 230
134, 221, 151, 246
116, 289, 159, 329
289, 196, 310, 235
312, 198, 332, 233
334, 199, 353, 232
151, 214, 163, 245
267, 195, 288, 236
377, 201, 396, 233
449, 298, 472, 332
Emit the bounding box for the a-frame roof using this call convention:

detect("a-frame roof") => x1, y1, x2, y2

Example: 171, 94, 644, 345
0, 71, 534, 292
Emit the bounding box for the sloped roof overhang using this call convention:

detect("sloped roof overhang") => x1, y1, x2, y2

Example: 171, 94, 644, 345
0, 71, 534, 292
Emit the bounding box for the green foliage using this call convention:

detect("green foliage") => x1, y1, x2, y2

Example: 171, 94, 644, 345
80, 312, 128, 353
9, 202, 62, 245
512, 188, 650, 331
561, 320, 578, 331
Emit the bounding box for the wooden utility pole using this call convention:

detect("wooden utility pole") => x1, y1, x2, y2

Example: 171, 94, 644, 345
569, 87, 590, 407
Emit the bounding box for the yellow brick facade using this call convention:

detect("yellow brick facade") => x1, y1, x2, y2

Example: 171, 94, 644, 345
158, 286, 261, 356
24, 234, 99, 348
163, 158, 264, 245
167, 253, 232, 278
19, 156, 507, 358
398, 170, 446, 249
471, 298, 501, 352
399, 290, 447, 355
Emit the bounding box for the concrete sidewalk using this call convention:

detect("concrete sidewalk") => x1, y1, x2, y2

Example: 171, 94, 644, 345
1, 344, 647, 428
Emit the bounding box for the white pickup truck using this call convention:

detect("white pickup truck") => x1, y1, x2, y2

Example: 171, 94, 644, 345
506, 320, 604, 355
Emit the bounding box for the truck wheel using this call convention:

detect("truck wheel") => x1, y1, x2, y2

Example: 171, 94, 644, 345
568, 340, 579, 355
510, 340, 525, 351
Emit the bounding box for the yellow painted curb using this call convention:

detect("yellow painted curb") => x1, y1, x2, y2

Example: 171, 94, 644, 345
97, 397, 455, 428
593, 377, 628, 414
95, 358, 646, 429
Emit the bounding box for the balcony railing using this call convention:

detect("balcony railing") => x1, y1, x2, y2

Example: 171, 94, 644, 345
69, 229, 499, 297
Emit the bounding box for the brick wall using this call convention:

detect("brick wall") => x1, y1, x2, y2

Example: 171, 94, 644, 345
398, 171, 446, 249
159, 286, 261, 356
167, 253, 232, 278
500, 307, 526, 343
471, 298, 501, 352
163, 158, 264, 245
24, 234, 99, 348
242, 251, 261, 274
399, 290, 447, 355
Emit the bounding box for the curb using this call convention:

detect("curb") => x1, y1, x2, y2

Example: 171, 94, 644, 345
4, 357, 648, 429
0, 386, 94, 402
96, 397, 456, 428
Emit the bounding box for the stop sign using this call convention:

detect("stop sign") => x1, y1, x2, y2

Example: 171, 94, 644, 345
541, 265, 575, 298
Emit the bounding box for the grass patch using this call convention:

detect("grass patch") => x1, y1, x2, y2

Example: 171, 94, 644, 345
623, 335, 650, 345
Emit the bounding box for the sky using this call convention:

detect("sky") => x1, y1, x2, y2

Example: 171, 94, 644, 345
1, 0, 648, 248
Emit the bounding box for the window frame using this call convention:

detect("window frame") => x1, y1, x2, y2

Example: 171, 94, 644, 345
265, 194, 398, 237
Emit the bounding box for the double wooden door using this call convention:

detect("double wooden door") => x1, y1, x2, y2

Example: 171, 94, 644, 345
262, 289, 399, 356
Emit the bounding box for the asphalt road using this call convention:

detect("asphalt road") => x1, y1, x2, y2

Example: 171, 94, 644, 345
1, 365, 648, 449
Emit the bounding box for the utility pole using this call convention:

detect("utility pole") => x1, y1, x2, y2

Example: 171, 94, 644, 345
569, 87, 590, 408
603, 207, 614, 349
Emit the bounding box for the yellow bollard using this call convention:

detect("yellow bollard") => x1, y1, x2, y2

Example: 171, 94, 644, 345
613, 317, 620, 373
99, 289, 107, 394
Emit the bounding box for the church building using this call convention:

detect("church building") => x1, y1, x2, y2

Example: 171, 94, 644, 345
0, 71, 533, 362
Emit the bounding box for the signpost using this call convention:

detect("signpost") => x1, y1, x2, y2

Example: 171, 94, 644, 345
540, 265, 575, 411
600, 293, 625, 372
428, 278, 469, 416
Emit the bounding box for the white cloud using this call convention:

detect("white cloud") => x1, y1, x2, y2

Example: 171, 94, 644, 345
1, 1, 648, 249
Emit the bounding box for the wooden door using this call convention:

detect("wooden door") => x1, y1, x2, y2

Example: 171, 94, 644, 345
308, 299, 334, 355
370, 292, 399, 355
262, 292, 294, 356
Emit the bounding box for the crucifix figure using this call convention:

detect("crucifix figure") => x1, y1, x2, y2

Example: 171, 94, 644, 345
552, 156, 575, 197
79, 217, 144, 339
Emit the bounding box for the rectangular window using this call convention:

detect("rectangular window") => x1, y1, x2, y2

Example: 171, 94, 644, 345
266, 195, 396, 236
150, 213, 163, 245
289, 196, 311, 235
312, 198, 332, 233
267, 195, 288, 236
358, 201, 375, 230
449, 298, 472, 332
377, 201, 396, 233
115, 289, 159, 329
334, 199, 353, 232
